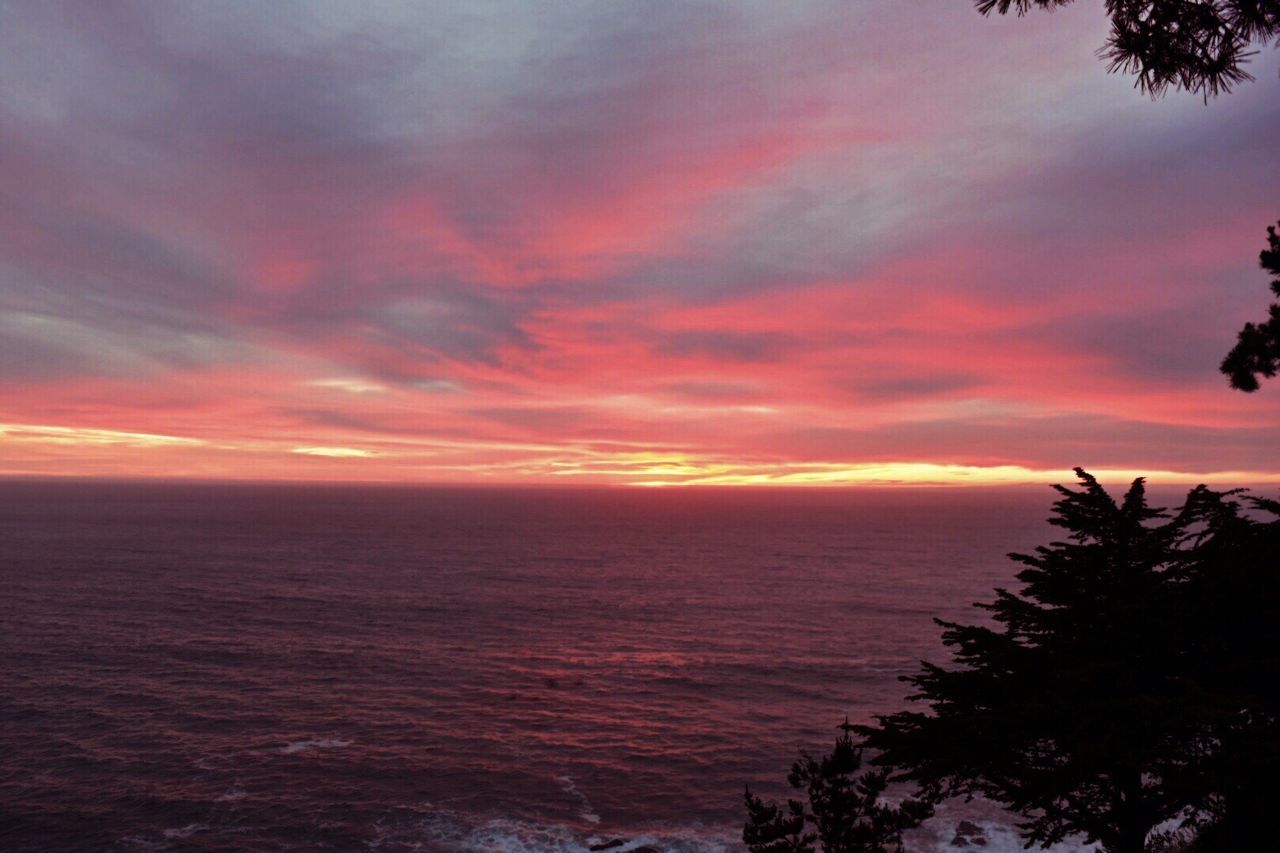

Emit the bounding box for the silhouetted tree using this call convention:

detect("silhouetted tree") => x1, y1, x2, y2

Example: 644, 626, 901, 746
752, 472, 1280, 850
744, 721, 931, 853
858, 471, 1214, 853
1161, 486, 1280, 849
976, 1, 1280, 99
744, 787, 811, 853
1220, 221, 1280, 390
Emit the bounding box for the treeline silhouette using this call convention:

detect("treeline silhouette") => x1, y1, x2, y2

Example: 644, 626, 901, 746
745, 471, 1280, 852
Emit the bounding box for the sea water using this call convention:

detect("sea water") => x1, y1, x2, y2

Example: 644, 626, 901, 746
0, 480, 1129, 851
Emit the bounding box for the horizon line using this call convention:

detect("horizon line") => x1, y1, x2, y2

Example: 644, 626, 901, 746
3, 468, 1279, 491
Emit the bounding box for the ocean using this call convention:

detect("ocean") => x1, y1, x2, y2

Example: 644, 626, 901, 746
0, 480, 1126, 851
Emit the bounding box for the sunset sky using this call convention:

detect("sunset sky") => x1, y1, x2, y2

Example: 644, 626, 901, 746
2, 1, 1278, 486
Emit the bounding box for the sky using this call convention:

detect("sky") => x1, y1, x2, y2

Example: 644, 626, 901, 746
1, 1, 1279, 487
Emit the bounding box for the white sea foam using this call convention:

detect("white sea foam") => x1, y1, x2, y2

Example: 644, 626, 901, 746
917, 823, 1098, 853
907, 807, 1102, 853
280, 737, 353, 754
555, 774, 601, 824
387, 807, 735, 853
162, 823, 209, 839
363, 799, 1111, 853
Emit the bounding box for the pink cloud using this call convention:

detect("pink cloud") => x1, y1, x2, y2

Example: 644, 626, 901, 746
1, 3, 1278, 483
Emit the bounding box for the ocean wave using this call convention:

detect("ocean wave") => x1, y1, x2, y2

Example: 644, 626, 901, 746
370, 807, 736, 853
906, 806, 1101, 853
161, 823, 209, 840
555, 774, 601, 825
280, 737, 353, 754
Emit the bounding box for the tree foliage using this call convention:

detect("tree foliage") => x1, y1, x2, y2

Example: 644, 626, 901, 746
859, 471, 1199, 853
849, 470, 1280, 852
744, 722, 931, 853
1220, 221, 1280, 390
977, 1, 1280, 98
1162, 486, 1280, 849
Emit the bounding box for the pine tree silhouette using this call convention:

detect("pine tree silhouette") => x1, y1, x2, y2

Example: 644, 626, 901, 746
1220, 221, 1280, 390
976, 1, 1280, 99
745, 719, 930, 853
859, 471, 1209, 853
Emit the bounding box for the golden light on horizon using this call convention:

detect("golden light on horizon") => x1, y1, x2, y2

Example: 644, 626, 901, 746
3, 421, 1278, 490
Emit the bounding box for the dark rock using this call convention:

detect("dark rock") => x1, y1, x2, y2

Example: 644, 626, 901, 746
588, 840, 624, 851
951, 820, 988, 848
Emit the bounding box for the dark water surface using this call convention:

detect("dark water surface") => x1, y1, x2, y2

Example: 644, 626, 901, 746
1, 480, 1112, 851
